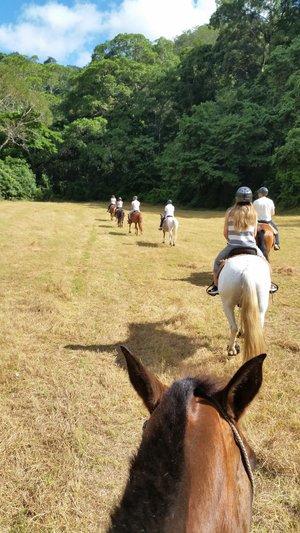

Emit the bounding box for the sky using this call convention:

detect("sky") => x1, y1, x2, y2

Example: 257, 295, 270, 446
0, 0, 216, 67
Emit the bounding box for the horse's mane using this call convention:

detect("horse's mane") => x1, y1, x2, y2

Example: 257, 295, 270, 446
108, 376, 221, 532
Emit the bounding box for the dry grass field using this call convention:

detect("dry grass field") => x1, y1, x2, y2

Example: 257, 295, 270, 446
0, 201, 299, 532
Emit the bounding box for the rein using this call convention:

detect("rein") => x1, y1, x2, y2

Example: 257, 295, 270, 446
206, 397, 255, 497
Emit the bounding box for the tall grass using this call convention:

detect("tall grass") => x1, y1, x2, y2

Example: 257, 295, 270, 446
0, 201, 298, 531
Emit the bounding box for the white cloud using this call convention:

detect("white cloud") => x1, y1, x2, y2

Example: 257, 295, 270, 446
0, 0, 216, 66
0, 2, 103, 64
103, 0, 216, 40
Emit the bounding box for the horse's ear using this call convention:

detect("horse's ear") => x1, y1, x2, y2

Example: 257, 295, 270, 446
120, 346, 167, 413
220, 354, 266, 421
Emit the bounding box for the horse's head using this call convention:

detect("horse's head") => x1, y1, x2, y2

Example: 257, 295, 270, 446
110, 347, 266, 532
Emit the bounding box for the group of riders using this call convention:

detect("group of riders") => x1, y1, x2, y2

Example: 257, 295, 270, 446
107, 195, 140, 221
108, 186, 280, 295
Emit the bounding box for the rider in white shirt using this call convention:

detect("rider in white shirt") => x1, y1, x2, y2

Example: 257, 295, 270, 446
116, 197, 123, 209
129, 196, 141, 219
159, 200, 175, 229
253, 187, 280, 249
107, 195, 116, 211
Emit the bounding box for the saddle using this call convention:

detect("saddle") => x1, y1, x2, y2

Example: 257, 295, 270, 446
217, 247, 257, 281
227, 247, 257, 259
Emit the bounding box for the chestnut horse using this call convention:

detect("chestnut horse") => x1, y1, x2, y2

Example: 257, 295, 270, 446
115, 209, 125, 227
109, 204, 116, 220
109, 346, 266, 533
256, 223, 275, 261
128, 211, 143, 235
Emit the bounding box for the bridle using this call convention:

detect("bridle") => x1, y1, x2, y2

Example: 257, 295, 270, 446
143, 395, 254, 497
206, 397, 255, 497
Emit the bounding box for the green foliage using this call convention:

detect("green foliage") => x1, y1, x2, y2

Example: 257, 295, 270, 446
273, 127, 300, 207
0, 10, 298, 207
0, 157, 37, 199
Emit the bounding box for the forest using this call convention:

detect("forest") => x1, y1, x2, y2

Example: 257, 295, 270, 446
0, 0, 299, 208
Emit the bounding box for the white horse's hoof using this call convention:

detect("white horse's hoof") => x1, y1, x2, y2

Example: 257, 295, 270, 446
228, 349, 237, 357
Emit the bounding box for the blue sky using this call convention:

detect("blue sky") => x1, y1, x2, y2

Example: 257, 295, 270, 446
0, 0, 216, 66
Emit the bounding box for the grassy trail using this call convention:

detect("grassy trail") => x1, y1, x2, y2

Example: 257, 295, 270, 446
0, 201, 299, 531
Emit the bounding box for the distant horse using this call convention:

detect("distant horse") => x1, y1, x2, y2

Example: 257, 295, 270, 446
109, 346, 266, 533
218, 253, 270, 360
162, 216, 179, 246
256, 223, 275, 261
128, 212, 143, 235
115, 208, 125, 227
109, 204, 116, 220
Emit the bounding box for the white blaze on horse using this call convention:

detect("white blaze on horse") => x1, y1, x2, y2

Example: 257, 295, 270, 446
218, 253, 270, 360
162, 216, 179, 246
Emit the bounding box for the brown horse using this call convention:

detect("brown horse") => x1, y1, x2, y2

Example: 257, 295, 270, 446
128, 211, 143, 235
109, 204, 116, 220
109, 346, 266, 533
115, 208, 125, 227
256, 223, 275, 261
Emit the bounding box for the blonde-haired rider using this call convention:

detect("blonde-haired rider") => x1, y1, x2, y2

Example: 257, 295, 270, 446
207, 187, 277, 296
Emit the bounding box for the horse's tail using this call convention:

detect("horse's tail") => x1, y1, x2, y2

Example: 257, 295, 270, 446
240, 269, 265, 362
256, 229, 268, 260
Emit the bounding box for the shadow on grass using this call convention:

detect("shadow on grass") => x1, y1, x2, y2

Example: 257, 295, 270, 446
99, 224, 113, 228
165, 271, 212, 287
95, 218, 110, 221
65, 319, 217, 373
109, 231, 127, 236
136, 241, 160, 248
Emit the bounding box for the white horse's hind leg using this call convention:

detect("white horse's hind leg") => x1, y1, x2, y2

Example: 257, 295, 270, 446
223, 303, 239, 356
162, 230, 165, 243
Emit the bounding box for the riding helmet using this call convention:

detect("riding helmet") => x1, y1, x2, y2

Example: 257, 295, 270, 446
257, 187, 269, 196
118, 197, 122, 200
167, 199, 172, 204
133, 195, 137, 200
235, 186, 253, 203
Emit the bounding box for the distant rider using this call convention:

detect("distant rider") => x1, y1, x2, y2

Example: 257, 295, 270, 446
253, 187, 280, 250
129, 196, 140, 220
107, 195, 116, 211
207, 186, 276, 296
159, 199, 175, 230
116, 197, 123, 210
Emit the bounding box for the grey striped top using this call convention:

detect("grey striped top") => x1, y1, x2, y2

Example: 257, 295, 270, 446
227, 218, 256, 247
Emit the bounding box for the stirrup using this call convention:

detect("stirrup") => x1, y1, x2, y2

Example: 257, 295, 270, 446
270, 282, 279, 294
206, 284, 219, 296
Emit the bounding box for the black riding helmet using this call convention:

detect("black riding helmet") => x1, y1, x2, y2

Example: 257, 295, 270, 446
235, 186, 253, 203
257, 187, 269, 196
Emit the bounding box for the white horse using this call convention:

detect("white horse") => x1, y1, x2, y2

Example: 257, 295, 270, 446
162, 216, 179, 246
218, 254, 270, 361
